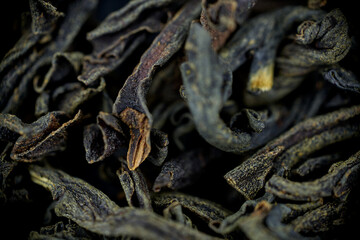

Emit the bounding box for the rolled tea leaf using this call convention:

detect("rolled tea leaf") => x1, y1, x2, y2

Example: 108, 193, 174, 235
83, 112, 126, 164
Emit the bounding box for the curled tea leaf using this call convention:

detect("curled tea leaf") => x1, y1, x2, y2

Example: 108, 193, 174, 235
113, 0, 201, 170
265, 150, 360, 201
225, 105, 360, 199
10, 110, 83, 162
83, 112, 126, 164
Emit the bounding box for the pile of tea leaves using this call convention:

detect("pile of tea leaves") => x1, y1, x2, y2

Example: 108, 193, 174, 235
1, 0, 360, 239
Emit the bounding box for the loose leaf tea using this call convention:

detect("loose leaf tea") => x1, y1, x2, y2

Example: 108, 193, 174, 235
1, 0, 360, 239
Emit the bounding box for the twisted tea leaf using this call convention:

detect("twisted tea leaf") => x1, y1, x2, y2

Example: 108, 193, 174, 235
112, 0, 201, 170
147, 129, 169, 166
0, 143, 17, 189
220, 6, 324, 93
79, 0, 190, 85
279, 9, 351, 74
225, 105, 360, 199
162, 201, 195, 228
83, 112, 126, 164
0, 0, 64, 111
181, 23, 255, 154
29, 0, 64, 35
235, 201, 277, 240
283, 200, 324, 222
294, 154, 342, 177
0, 113, 26, 142
209, 193, 274, 234
79, 0, 178, 85
265, 204, 317, 240
292, 201, 346, 234
152, 192, 232, 224
323, 67, 360, 94
10, 110, 83, 162
265, 150, 360, 201
51, 78, 106, 115
34, 52, 84, 93
153, 148, 220, 192
277, 124, 360, 174
224, 146, 284, 200
200, 0, 237, 51
29, 165, 220, 240
2, 0, 97, 114
200, 0, 257, 51
29, 221, 99, 240
86, 0, 183, 40
117, 159, 152, 210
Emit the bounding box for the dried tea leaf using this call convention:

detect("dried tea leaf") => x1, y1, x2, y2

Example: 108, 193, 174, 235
83, 112, 126, 164
265, 204, 315, 240
181, 23, 255, 153
294, 154, 341, 177
153, 148, 220, 192
34, 52, 84, 93
236, 201, 278, 240
162, 201, 195, 228
2, 0, 97, 114
147, 129, 169, 166
292, 201, 346, 234
153, 192, 232, 223
0, 143, 17, 188
113, 0, 201, 170
29, 165, 220, 239
30, 0, 64, 35
79, 3, 175, 85
200, 0, 258, 51
225, 105, 360, 199
210, 193, 275, 234
308, 0, 327, 9
29, 221, 99, 240
34, 91, 50, 118
120, 108, 151, 171
278, 124, 360, 174
117, 160, 153, 210
86, 0, 183, 40
224, 146, 284, 200
265, 150, 360, 201
283, 200, 324, 222
10, 110, 83, 162
220, 6, 324, 93
278, 9, 351, 76
0, 0, 63, 112
323, 67, 360, 94
200, 0, 238, 51
51, 78, 106, 115
0, 113, 26, 142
